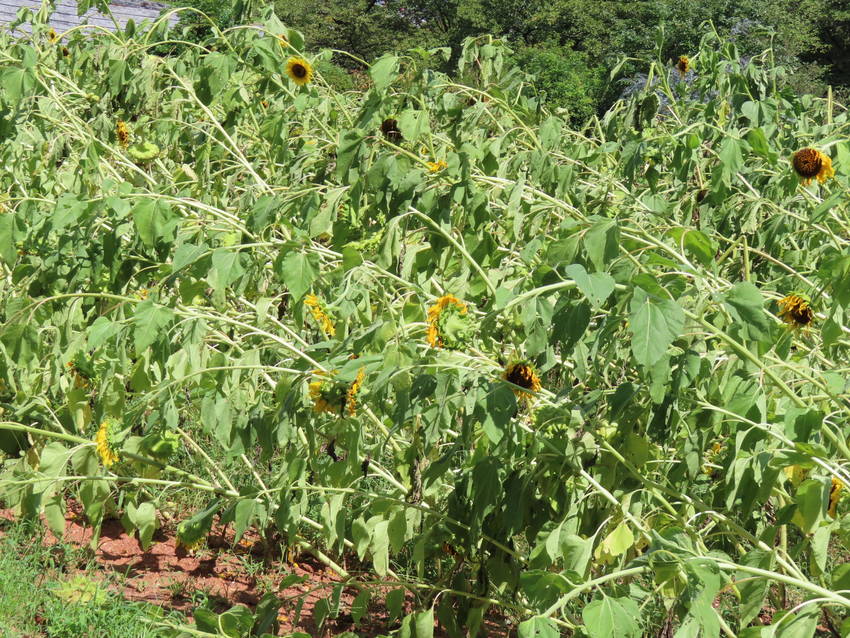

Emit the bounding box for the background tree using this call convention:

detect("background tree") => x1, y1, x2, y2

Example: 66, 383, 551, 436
171, 0, 844, 117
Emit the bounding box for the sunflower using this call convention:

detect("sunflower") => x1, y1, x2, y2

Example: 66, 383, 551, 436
426, 295, 472, 349
175, 524, 205, 552
426, 160, 447, 173
309, 371, 341, 414
502, 361, 542, 400
702, 440, 724, 476
304, 294, 335, 337
784, 464, 809, 487
829, 477, 844, 518
47, 28, 58, 44
285, 57, 313, 86
676, 55, 689, 77
380, 118, 403, 143
66, 360, 90, 390
94, 419, 120, 468
777, 294, 814, 329
309, 367, 364, 416
345, 367, 366, 416
116, 120, 130, 148
791, 148, 834, 185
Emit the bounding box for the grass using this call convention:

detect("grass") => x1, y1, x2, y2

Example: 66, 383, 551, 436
0, 518, 181, 638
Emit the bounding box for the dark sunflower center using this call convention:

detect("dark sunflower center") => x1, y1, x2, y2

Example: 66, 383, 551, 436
791, 304, 813, 324
292, 64, 307, 79
793, 149, 821, 178
381, 118, 402, 141
507, 365, 534, 389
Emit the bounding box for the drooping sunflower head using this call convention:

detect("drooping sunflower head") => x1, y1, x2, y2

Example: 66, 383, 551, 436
777, 293, 814, 329
676, 55, 689, 76
67, 352, 94, 389
285, 57, 313, 86
176, 519, 206, 552
309, 367, 365, 416
308, 370, 345, 415
502, 361, 542, 400
792, 148, 834, 185
380, 118, 403, 143
94, 419, 121, 468
426, 294, 473, 349
829, 477, 844, 518
783, 464, 809, 487
345, 367, 366, 416
304, 294, 335, 337
116, 120, 130, 148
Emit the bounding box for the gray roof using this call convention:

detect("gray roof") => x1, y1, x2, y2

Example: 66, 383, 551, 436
0, 0, 176, 34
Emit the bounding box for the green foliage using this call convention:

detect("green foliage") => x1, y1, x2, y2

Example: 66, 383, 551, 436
4, 8, 850, 638
272, 0, 428, 66
512, 43, 604, 125
0, 521, 178, 636
315, 59, 356, 92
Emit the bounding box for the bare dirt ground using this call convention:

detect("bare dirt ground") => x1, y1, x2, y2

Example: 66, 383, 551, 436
0, 501, 514, 637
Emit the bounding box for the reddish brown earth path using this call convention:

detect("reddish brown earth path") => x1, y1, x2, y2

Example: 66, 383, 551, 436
0, 502, 514, 637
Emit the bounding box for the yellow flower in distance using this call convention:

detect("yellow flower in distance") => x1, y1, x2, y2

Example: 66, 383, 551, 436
304, 294, 335, 337
116, 120, 130, 148
285, 57, 313, 86
829, 477, 844, 518
426, 160, 447, 173
94, 420, 120, 468
47, 28, 59, 44
502, 361, 542, 400
777, 294, 814, 329
676, 55, 689, 77
791, 148, 834, 185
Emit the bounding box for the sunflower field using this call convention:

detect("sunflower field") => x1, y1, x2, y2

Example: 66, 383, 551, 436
2, 4, 850, 637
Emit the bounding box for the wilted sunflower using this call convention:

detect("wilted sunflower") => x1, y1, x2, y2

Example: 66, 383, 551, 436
66, 360, 90, 390
426, 160, 447, 173
304, 294, 335, 337
784, 464, 809, 487
829, 477, 844, 518
94, 419, 120, 468
502, 361, 542, 400
285, 57, 313, 86
116, 120, 130, 148
777, 294, 814, 329
791, 147, 834, 185
345, 367, 366, 416
309, 369, 362, 416
676, 55, 689, 77
380, 118, 403, 143
702, 440, 724, 476
175, 524, 205, 552
426, 294, 472, 349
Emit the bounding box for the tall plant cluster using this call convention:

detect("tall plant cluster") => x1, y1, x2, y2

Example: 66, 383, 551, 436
2, 5, 850, 636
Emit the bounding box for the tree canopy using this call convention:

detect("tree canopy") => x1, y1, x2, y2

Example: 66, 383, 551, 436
173, 0, 850, 122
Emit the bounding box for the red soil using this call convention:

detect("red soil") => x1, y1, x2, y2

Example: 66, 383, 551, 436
0, 501, 438, 637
